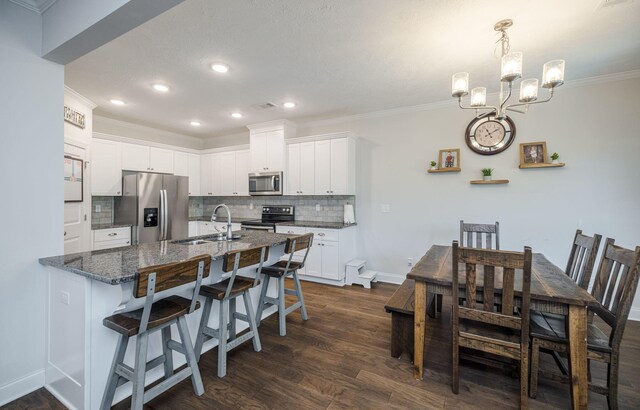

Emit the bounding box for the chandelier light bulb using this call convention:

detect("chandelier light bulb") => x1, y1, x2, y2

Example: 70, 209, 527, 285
451, 72, 469, 97
519, 79, 539, 103
500, 52, 523, 82
470, 87, 487, 107
542, 60, 565, 88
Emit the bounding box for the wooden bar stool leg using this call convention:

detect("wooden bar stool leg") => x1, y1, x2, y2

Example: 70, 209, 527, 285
217, 299, 229, 378
161, 327, 174, 378
243, 291, 262, 352
176, 316, 204, 395
278, 276, 286, 336
100, 334, 129, 410
131, 332, 149, 410
293, 271, 308, 320
256, 274, 270, 326
194, 297, 213, 361
529, 338, 540, 398
229, 297, 237, 341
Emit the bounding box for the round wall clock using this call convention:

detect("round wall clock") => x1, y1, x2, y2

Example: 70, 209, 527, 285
464, 113, 516, 155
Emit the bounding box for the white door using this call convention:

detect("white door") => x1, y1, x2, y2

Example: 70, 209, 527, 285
304, 242, 323, 277
64, 144, 90, 254
314, 140, 331, 195
287, 143, 300, 195
234, 150, 250, 196
149, 147, 174, 173
121, 143, 149, 171
330, 138, 348, 194
219, 151, 236, 195
173, 151, 189, 176
321, 241, 340, 280
201, 154, 213, 196
187, 153, 201, 196
266, 130, 284, 171
299, 142, 315, 195
91, 139, 122, 196
250, 132, 268, 172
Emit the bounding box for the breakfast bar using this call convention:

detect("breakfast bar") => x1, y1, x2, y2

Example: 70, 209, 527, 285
38, 230, 290, 409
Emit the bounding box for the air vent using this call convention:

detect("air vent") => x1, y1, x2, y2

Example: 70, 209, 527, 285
598, 0, 633, 9
252, 102, 277, 110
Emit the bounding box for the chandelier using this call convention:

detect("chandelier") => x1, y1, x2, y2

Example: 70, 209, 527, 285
451, 19, 565, 120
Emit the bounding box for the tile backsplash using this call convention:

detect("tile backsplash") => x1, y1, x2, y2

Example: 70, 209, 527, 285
189, 195, 356, 223
92, 196, 114, 224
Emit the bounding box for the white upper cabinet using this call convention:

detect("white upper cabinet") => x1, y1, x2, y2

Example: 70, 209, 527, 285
200, 153, 214, 196
218, 150, 249, 196
121, 143, 174, 173
314, 140, 332, 195
173, 151, 189, 176
287, 142, 315, 195
329, 138, 349, 194
187, 153, 201, 196
265, 130, 285, 170
91, 139, 122, 196
235, 150, 250, 196
313, 137, 356, 195
250, 132, 268, 172
248, 120, 296, 172
149, 147, 174, 174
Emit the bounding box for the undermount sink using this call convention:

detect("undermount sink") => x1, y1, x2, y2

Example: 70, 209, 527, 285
172, 239, 215, 245
172, 234, 242, 245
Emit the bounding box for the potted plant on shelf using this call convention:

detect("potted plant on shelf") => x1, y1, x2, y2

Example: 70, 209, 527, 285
550, 152, 560, 164
430, 161, 437, 171
481, 168, 493, 181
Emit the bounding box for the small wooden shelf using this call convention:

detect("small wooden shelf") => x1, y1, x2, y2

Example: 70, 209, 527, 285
470, 179, 510, 185
519, 162, 565, 169
427, 167, 461, 173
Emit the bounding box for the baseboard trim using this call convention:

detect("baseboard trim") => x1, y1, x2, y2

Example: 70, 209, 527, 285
0, 369, 45, 407
375, 271, 405, 285
630, 306, 640, 322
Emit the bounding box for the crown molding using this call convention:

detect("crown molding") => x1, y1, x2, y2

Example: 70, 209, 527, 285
287, 131, 357, 144
93, 132, 202, 154
64, 85, 97, 109
94, 115, 204, 149
246, 119, 297, 131
200, 144, 250, 154
9, 0, 57, 14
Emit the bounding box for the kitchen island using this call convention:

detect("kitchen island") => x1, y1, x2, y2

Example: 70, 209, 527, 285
39, 230, 291, 409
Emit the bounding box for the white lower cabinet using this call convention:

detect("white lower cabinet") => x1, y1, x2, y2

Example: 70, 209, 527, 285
92, 227, 131, 250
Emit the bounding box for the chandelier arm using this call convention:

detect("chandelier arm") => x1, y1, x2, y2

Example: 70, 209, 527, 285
505, 88, 555, 111
457, 98, 498, 115
498, 83, 513, 115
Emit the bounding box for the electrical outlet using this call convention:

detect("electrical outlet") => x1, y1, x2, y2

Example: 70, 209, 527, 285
249, 203, 254, 210
407, 258, 413, 267
95, 204, 101, 213
381, 204, 391, 213
316, 204, 321, 211
60, 291, 70, 305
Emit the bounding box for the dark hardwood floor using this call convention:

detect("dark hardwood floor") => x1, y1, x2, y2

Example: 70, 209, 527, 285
4, 280, 640, 409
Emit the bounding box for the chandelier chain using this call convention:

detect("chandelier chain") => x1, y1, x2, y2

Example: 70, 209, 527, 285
495, 28, 510, 58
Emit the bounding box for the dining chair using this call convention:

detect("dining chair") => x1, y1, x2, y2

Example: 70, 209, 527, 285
256, 233, 313, 336
529, 239, 640, 410
194, 245, 269, 378
565, 229, 602, 290
101, 255, 211, 410
451, 241, 532, 408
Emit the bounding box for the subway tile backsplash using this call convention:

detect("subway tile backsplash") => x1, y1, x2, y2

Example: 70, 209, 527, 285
189, 195, 356, 223
91, 196, 114, 225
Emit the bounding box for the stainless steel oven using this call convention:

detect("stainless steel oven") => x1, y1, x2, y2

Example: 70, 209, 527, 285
248, 171, 282, 196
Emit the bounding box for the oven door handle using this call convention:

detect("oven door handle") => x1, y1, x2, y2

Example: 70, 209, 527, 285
241, 225, 274, 231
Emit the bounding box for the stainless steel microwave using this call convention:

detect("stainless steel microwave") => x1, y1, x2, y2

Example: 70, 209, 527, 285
248, 171, 283, 196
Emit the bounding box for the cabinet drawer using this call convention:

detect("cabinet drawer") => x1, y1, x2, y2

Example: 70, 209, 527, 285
93, 238, 131, 250
306, 228, 338, 242
94, 227, 131, 242
276, 226, 306, 235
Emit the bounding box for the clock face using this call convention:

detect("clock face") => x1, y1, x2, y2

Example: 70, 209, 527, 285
465, 114, 516, 155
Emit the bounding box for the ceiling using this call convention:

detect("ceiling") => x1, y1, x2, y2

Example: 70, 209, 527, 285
10, 0, 57, 13
64, 0, 640, 138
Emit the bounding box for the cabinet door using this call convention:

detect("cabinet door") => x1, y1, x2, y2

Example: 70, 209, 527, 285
320, 241, 341, 280
314, 140, 331, 195
211, 152, 223, 196
299, 141, 315, 195
234, 150, 250, 196
304, 241, 323, 277
250, 132, 268, 172
266, 130, 284, 171
149, 147, 174, 174
173, 151, 189, 176
91, 139, 122, 196
219, 151, 236, 195
200, 154, 213, 196
121, 143, 149, 171
187, 154, 201, 196
329, 138, 348, 194
287, 143, 301, 195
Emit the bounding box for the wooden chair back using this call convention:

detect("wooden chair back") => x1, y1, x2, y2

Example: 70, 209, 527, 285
460, 220, 500, 250
590, 239, 640, 349
452, 241, 532, 333
135, 255, 211, 298
221, 245, 270, 299
565, 229, 602, 290
284, 233, 314, 254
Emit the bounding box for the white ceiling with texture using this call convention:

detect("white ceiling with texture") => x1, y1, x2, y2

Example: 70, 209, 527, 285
64, 0, 640, 138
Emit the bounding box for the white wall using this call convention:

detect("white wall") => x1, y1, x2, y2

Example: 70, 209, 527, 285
297, 75, 640, 318
0, 1, 64, 405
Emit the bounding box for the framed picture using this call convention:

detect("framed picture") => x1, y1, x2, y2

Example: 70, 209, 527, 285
520, 142, 547, 166
438, 148, 461, 170
64, 155, 83, 202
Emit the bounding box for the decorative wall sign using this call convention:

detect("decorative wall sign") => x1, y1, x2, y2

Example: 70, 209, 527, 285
64, 155, 83, 202
64, 106, 86, 129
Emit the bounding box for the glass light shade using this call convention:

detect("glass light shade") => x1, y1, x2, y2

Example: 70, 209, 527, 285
542, 60, 565, 88
519, 79, 539, 103
500, 52, 523, 82
470, 87, 487, 107
452, 72, 469, 97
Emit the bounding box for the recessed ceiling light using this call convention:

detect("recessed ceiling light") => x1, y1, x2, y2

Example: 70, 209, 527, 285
153, 84, 170, 92
231, 112, 243, 118
190, 121, 201, 126
211, 63, 229, 73
283, 102, 296, 109
110, 99, 125, 105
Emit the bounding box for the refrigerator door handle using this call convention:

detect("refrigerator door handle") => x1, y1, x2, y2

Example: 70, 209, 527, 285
159, 189, 165, 241
163, 189, 169, 240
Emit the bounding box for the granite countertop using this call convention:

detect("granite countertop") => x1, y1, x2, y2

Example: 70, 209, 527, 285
39, 230, 290, 285
188, 216, 256, 223
91, 223, 133, 230
275, 221, 357, 229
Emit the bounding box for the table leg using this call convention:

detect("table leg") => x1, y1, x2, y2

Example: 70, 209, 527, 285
413, 281, 427, 379
567, 305, 588, 410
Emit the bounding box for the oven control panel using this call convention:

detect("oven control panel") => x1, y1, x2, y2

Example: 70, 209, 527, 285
262, 206, 294, 215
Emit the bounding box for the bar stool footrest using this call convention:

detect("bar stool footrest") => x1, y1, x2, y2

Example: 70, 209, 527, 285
144, 367, 194, 403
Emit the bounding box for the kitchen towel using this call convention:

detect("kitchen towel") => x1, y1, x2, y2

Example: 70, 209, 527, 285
343, 204, 355, 224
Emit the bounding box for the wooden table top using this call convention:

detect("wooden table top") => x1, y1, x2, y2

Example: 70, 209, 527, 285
406, 245, 597, 307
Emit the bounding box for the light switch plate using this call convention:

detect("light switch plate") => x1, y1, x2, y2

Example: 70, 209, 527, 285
60, 291, 70, 305
381, 204, 391, 213
95, 204, 101, 213
316, 204, 321, 211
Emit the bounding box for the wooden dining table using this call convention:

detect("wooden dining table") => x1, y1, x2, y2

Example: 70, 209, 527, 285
407, 245, 597, 410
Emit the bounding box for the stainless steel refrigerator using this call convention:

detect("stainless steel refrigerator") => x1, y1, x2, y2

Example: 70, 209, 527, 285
114, 173, 188, 244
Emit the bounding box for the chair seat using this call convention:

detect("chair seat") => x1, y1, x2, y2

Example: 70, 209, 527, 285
530, 311, 611, 353
260, 260, 303, 277
459, 319, 522, 345
200, 277, 256, 300
103, 295, 198, 337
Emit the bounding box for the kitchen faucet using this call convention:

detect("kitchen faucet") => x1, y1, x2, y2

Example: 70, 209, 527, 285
211, 204, 233, 241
